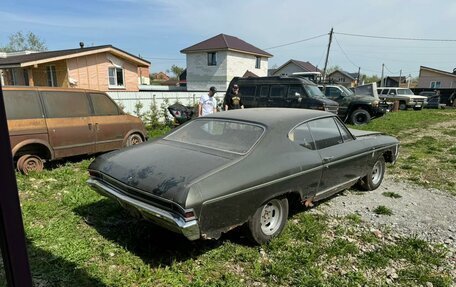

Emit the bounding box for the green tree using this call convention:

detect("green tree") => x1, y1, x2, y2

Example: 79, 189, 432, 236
0, 31, 47, 52
169, 65, 184, 80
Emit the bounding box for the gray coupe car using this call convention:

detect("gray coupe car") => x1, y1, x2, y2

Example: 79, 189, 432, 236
87, 108, 399, 244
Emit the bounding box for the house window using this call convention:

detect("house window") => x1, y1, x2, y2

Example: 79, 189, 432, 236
207, 52, 217, 66
46, 65, 57, 87
23, 69, 29, 86
255, 56, 261, 69
11, 69, 17, 85
108, 67, 125, 88
430, 81, 441, 89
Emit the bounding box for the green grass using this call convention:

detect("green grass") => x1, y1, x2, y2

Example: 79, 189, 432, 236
373, 205, 393, 216
350, 109, 456, 195
382, 191, 402, 198
1, 110, 455, 286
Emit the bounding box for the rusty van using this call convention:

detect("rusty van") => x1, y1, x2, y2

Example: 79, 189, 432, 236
3, 87, 147, 174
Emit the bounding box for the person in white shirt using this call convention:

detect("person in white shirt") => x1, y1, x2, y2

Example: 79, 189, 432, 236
198, 86, 218, 117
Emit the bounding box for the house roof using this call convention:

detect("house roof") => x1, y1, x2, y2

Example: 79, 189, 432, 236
420, 66, 456, 78
274, 59, 321, 74
242, 70, 259, 78
0, 45, 150, 68
328, 70, 357, 80
180, 34, 272, 57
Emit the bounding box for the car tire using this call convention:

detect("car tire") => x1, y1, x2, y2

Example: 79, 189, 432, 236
17, 154, 44, 174
399, 101, 407, 110
126, 133, 143, 147
350, 109, 371, 125
413, 106, 423, 111
248, 197, 288, 244
358, 156, 385, 191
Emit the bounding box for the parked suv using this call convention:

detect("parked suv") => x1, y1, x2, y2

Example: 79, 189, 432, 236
377, 87, 427, 110
227, 76, 339, 114
4, 86, 147, 174
318, 84, 386, 125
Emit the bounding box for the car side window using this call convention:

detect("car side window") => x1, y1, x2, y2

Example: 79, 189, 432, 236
288, 123, 315, 150
259, 86, 270, 98
287, 85, 303, 98
270, 85, 287, 98
381, 89, 389, 95
327, 87, 342, 98
308, 117, 343, 149
389, 89, 396, 95
90, 93, 120, 116
41, 91, 91, 118
3, 90, 43, 120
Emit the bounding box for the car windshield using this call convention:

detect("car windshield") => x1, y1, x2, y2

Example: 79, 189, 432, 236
304, 85, 326, 98
339, 85, 355, 96
165, 119, 264, 154
397, 89, 414, 95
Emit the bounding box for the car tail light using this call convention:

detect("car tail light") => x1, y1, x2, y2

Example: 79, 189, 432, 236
183, 210, 196, 221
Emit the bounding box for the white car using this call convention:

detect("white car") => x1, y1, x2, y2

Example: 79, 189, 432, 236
377, 87, 427, 110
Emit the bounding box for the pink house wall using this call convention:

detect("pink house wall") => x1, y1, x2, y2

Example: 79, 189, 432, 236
67, 52, 140, 91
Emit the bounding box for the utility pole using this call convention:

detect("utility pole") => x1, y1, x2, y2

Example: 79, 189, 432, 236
322, 27, 334, 81
356, 67, 361, 86
380, 63, 384, 86
398, 69, 402, 87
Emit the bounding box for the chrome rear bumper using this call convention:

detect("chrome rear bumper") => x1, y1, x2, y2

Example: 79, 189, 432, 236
87, 178, 200, 240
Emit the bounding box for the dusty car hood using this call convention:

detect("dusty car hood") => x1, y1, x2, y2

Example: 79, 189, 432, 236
89, 140, 234, 204
348, 128, 382, 138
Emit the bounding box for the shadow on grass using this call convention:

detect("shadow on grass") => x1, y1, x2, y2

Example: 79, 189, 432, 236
0, 241, 106, 287
73, 199, 249, 268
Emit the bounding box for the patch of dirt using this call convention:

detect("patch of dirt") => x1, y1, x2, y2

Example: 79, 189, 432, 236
312, 177, 456, 250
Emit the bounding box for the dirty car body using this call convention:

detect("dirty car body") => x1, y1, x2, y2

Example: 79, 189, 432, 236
87, 108, 399, 243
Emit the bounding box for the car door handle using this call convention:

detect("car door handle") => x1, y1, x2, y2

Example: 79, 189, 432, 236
88, 123, 93, 130
322, 156, 334, 163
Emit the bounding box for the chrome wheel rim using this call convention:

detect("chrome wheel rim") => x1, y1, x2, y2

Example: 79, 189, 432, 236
260, 199, 283, 235
371, 160, 383, 185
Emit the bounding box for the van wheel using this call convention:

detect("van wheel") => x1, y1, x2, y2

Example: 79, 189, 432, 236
350, 109, 371, 125
126, 133, 143, 146
248, 198, 288, 244
17, 154, 44, 174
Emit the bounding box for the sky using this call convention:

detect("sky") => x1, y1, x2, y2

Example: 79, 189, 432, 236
1, 0, 455, 78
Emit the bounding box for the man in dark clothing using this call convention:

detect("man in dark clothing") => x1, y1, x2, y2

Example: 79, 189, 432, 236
224, 84, 244, 111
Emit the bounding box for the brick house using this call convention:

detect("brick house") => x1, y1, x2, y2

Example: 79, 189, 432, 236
0, 44, 150, 91
180, 34, 272, 91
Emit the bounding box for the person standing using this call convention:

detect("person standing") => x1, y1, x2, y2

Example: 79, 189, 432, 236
198, 86, 218, 116
224, 84, 244, 111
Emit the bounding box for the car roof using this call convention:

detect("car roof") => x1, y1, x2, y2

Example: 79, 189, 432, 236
203, 108, 334, 128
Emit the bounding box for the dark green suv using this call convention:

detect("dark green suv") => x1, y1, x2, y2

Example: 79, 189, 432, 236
318, 84, 386, 125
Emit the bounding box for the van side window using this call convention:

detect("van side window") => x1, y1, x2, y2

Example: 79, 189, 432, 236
259, 86, 269, 98
90, 93, 120, 116
288, 85, 303, 98
308, 117, 343, 149
4, 90, 43, 119
288, 123, 315, 150
41, 91, 91, 118
270, 85, 287, 98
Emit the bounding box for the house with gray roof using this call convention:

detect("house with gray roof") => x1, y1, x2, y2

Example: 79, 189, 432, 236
272, 59, 320, 76
180, 34, 272, 91
328, 70, 359, 88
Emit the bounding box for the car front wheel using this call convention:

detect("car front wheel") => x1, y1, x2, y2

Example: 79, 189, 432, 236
358, 156, 385, 191
248, 197, 288, 244
350, 108, 371, 125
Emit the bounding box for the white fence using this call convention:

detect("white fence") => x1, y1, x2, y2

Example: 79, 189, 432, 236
107, 91, 225, 117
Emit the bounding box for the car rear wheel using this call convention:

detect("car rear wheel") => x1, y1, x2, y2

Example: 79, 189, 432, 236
17, 154, 44, 174
126, 133, 143, 147
248, 197, 288, 244
350, 108, 371, 125
399, 101, 407, 110
358, 156, 385, 191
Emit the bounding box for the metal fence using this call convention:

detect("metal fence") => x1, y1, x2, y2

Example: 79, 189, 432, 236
107, 91, 225, 119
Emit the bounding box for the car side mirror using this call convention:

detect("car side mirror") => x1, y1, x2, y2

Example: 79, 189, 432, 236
295, 92, 301, 97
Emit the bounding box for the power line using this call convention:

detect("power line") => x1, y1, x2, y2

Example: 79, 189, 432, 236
335, 32, 456, 42
333, 35, 359, 68
264, 33, 327, 50
384, 65, 399, 74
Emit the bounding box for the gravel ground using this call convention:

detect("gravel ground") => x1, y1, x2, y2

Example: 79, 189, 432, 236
313, 176, 456, 250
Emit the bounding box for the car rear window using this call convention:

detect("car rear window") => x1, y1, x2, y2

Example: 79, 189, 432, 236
165, 119, 264, 154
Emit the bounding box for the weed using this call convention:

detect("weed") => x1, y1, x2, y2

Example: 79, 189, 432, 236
373, 205, 393, 216
382, 191, 402, 198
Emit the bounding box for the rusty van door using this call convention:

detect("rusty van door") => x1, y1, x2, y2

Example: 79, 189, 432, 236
88, 93, 127, 153
40, 90, 95, 159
